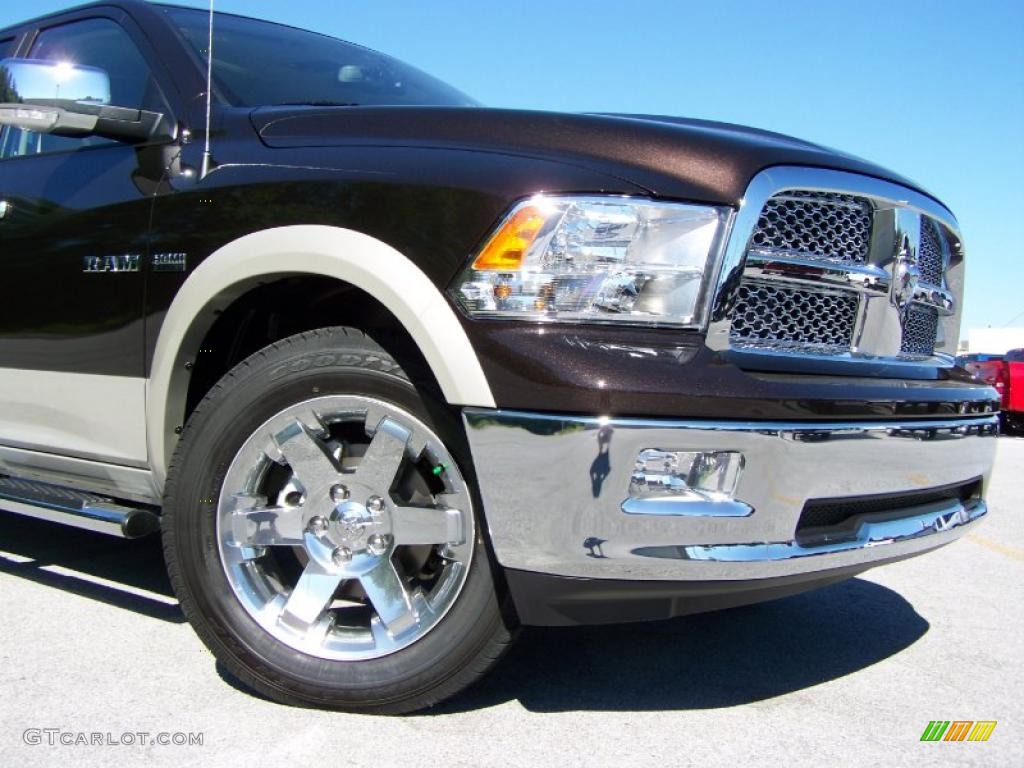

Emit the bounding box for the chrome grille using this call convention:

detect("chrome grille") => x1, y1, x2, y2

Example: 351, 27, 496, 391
918, 218, 945, 286
751, 192, 873, 263
901, 307, 939, 356
729, 283, 859, 352
724, 181, 959, 362
710, 169, 963, 371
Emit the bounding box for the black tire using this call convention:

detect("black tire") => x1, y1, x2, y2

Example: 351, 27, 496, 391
162, 327, 515, 713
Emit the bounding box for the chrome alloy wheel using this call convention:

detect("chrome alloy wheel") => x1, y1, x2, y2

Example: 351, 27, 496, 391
216, 395, 474, 661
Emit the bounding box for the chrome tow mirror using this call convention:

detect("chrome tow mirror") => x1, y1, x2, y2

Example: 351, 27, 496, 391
0, 58, 112, 106
0, 58, 168, 142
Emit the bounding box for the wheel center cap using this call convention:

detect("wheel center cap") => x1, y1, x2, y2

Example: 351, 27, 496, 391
330, 500, 376, 542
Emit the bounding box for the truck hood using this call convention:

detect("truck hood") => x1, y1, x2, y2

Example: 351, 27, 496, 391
251, 106, 927, 204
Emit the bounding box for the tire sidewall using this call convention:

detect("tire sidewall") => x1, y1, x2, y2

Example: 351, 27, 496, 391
164, 332, 503, 708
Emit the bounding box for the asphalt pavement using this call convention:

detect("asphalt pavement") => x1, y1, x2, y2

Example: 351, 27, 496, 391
1, 437, 1021, 768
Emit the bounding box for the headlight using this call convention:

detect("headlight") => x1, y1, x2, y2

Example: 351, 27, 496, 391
450, 195, 729, 327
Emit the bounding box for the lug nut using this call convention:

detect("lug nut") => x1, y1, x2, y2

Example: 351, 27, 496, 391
330, 484, 350, 502
332, 547, 353, 566
307, 516, 328, 535
367, 496, 386, 513
367, 534, 391, 555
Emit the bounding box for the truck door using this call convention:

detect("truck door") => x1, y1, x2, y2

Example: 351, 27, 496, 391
0, 12, 175, 466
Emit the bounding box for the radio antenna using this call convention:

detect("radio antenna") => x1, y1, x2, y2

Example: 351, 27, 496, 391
200, 0, 215, 178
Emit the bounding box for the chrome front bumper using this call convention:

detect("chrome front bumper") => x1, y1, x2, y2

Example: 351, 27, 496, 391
463, 411, 998, 581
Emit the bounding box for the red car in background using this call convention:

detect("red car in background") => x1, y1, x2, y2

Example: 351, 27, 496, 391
1005, 349, 1024, 432
960, 351, 1024, 433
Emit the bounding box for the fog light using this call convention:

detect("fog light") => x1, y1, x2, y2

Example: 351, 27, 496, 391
623, 449, 749, 517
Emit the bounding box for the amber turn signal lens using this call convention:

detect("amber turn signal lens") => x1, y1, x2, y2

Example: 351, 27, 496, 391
471, 205, 547, 271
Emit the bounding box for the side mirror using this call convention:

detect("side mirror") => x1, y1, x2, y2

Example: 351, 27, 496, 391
0, 58, 167, 142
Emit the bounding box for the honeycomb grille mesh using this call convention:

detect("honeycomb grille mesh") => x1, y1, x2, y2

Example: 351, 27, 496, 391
751, 192, 873, 263
901, 307, 939, 356
729, 283, 859, 351
918, 218, 945, 286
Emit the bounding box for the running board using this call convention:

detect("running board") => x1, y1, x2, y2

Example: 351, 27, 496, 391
0, 475, 160, 539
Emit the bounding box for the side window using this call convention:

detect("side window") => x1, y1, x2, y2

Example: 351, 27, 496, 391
0, 38, 14, 59
0, 18, 168, 159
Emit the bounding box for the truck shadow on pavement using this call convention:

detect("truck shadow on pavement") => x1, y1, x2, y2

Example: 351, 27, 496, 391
431, 576, 930, 713
0, 510, 182, 624
0, 510, 929, 712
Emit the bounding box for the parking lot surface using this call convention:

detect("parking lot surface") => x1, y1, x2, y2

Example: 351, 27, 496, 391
1, 437, 1021, 768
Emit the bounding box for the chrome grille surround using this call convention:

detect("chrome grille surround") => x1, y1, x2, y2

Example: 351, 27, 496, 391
707, 167, 963, 374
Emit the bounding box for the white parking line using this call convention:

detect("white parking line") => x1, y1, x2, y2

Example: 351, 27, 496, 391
0, 552, 181, 605
0, 549, 35, 564
38, 564, 180, 605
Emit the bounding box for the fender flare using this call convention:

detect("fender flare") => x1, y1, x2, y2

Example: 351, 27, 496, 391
146, 224, 495, 489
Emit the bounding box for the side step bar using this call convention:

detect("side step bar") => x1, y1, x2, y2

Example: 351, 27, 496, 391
0, 475, 159, 539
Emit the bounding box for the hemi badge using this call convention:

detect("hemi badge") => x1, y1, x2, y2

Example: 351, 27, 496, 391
152, 252, 188, 272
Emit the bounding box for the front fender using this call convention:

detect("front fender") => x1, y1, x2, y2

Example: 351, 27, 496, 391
146, 224, 495, 490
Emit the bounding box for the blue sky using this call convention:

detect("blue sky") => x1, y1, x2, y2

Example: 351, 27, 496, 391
4, 0, 1022, 336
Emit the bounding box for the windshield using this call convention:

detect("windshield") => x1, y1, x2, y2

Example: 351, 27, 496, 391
164, 8, 478, 108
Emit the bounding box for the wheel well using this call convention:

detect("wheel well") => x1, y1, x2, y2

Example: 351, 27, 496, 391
183, 276, 444, 420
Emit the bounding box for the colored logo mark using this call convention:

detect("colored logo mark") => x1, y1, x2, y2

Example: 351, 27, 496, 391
920, 721, 997, 742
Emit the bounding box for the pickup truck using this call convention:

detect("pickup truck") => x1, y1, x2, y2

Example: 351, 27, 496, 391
999, 350, 1024, 434
1006, 350, 1024, 432
959, 351, 1024, 433
0, 1, 999, 713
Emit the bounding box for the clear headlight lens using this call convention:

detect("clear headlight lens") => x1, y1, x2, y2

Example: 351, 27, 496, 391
450, 195, 728, 327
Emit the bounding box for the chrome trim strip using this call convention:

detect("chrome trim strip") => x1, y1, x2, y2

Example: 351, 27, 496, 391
744, 251, 891, 295
471, 411, 997, 435
621, 497, 754, 518
463, 409, 996, 581
682, 498, 984, 562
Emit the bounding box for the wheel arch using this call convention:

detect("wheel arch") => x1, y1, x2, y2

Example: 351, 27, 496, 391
146, 224, 495, 490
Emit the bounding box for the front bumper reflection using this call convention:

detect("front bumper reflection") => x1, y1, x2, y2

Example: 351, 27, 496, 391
463, 410, 997, 581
